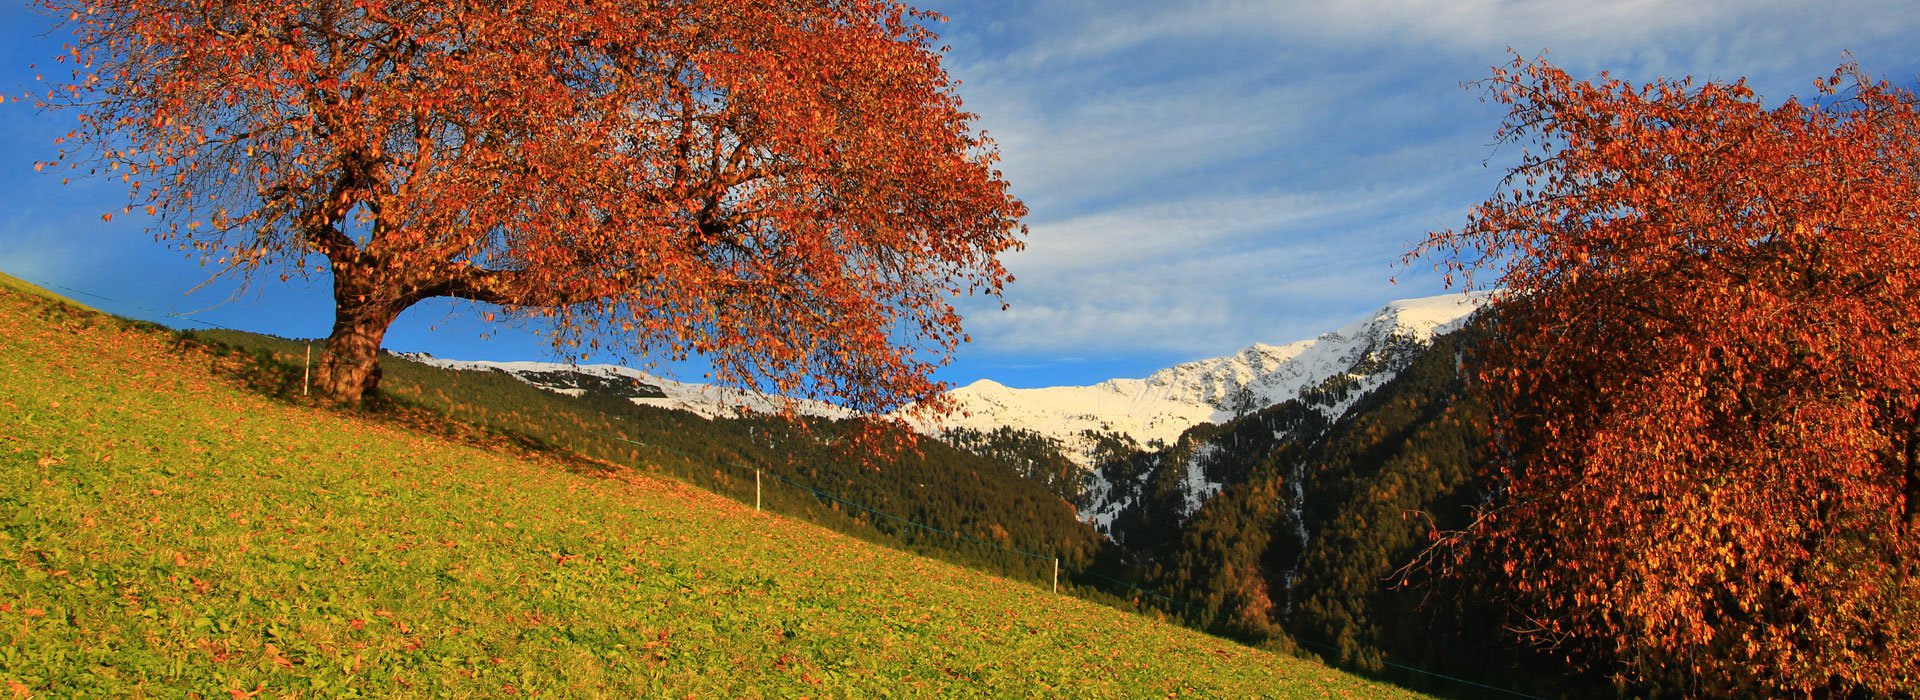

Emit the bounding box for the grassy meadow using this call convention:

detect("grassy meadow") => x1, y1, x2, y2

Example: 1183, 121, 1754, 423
0, 273, 1425, 697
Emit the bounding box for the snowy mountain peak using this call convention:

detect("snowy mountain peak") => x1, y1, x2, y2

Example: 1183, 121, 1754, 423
930, 292, 1490, 467
401, 292, 1488, 467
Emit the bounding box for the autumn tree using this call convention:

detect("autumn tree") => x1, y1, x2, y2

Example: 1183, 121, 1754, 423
1413, 56, 1920, 695
32, 0, 1025, 410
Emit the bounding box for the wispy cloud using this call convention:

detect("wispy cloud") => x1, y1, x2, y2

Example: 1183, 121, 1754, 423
5, 1, 1917, 387
925, 0, 1920, 372
970, 75, 1322, 209
963, 0, 1918, 84
961, 183, 1465, 355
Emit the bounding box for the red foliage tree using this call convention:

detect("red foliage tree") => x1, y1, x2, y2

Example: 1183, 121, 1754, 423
1414, 56, 1920, 695
32, 0, 1025, 410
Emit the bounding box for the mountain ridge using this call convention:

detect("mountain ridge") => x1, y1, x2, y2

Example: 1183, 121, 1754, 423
400, 356, 856, 421
402, 292, 1491, 474
936, 292, 1490, 466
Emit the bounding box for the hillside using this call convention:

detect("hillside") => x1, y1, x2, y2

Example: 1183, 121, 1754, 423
178, 328, 1106, 588
0, 274, 1425, 697
1081, 323, 1590, 696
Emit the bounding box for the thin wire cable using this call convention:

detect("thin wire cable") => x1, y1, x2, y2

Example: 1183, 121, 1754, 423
613, 435, 1054, 562
1062, 569, 1546, 699
18, 274, 248, 333
1290, 638, 1545, 699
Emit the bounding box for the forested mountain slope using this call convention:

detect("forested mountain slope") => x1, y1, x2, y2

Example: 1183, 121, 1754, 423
1083, 325, 1588, 696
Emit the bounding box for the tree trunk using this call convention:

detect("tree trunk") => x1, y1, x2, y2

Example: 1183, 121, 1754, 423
314, 262, 406, 404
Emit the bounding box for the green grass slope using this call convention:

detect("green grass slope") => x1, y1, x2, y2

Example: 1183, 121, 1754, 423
166, 327, 1108, 590
0, 275, 1425, 698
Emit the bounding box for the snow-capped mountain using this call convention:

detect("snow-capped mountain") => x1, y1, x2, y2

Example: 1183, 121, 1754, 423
929, 292, 1490, 467
402, 291, 1488, 467
401, 357, 852, 421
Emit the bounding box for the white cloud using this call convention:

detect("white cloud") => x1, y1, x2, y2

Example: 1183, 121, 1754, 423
1010, 191, 1357, 273
10, 1, 1918, 385
921, 0, 1920, 369
980, 0, 1918, 82
961, 182, 1468, 355
952, 56, 1369, 211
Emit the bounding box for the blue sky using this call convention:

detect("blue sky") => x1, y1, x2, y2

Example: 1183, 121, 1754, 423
3, 1, 1918, 390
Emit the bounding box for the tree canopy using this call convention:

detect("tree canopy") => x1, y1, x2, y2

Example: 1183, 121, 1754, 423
34, 0, 1026, 410
1414, 56, 1920, 695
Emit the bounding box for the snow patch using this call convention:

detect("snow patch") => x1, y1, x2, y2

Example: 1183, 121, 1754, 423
1079, 469, 1128, 532
1180, 443, 1225, 519
406, 357, 854, 420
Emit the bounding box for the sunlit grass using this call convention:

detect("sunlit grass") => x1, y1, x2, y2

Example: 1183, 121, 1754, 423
0, 273, 1424, 698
